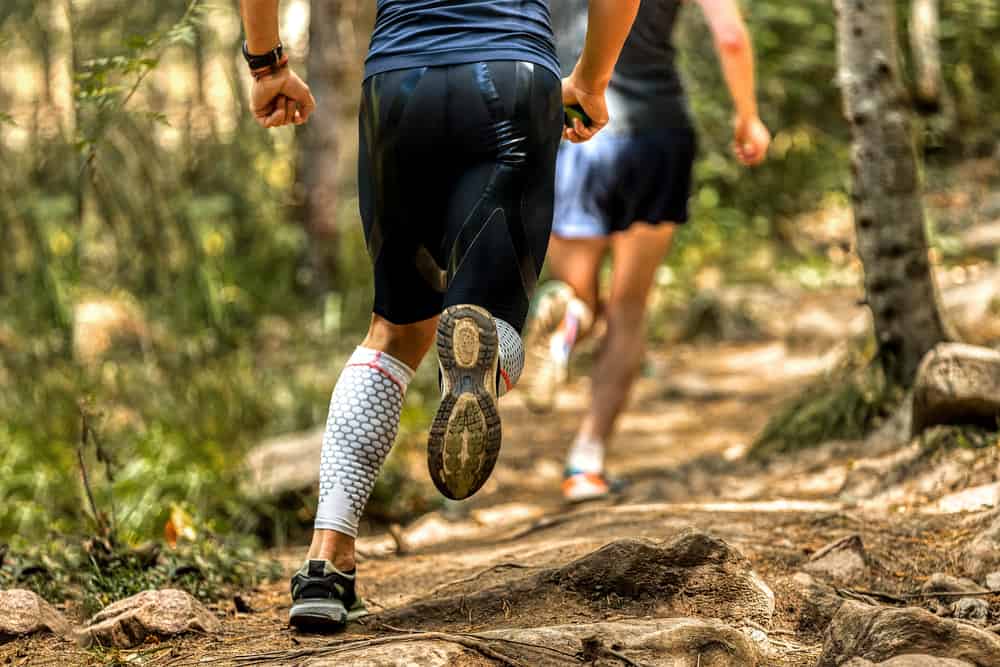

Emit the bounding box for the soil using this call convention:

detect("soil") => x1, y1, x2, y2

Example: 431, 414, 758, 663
6, 282, 1000, 666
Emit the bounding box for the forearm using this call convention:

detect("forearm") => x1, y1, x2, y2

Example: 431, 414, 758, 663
698, 0, 759, 121
240, 0, 281, 53
716, 27, 758, 121
574, 0, 642, 90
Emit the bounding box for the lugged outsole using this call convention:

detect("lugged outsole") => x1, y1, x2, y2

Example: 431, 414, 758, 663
289, 600, 368, 633
428, 305, 502, 500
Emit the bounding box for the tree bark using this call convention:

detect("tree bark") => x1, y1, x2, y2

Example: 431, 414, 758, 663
835, 0, 950, 385
908, 0, 942, 110
295, 0, 345, 292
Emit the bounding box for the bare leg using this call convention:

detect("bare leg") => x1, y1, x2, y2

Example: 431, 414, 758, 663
306, 314, 437, 571
545, 235, 609, 314
577, 223, 675, 448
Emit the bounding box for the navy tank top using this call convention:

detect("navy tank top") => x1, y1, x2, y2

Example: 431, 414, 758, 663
553, 0, 693, 131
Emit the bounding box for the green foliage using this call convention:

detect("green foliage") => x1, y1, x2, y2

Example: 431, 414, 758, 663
1, 526, 282, 615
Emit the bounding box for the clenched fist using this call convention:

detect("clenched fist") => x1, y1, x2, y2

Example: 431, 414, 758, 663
251, 65, 316, 128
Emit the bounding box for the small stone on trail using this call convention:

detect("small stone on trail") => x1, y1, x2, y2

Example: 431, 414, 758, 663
77, 589, 221, 649
922, 573, 987, 597
951, 597, 990, 625
803, 534, 868, 584
0, 589, 71, 641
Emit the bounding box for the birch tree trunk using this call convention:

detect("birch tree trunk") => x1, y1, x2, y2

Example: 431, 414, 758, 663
909, 0, 942, 110
835, 0, 950, 385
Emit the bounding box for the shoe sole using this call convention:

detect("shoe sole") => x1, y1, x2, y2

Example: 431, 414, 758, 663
289, 599, 368, 632
428, 305, 501, 500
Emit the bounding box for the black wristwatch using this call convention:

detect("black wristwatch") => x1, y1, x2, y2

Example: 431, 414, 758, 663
242, 41, 284, 70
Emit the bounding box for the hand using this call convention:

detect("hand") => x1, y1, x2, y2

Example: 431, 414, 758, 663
251, 66, 316, 128
732, 115, 771, 166
561, 72, 609, 143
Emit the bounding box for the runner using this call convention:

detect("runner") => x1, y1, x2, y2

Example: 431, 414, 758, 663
525, 0, 773, 502
238, 0, 641, 630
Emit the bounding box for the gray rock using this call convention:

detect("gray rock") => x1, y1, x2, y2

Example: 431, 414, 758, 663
77, 589, 221, 649
305, 618, 762, 666
817, 601, 1000, 667
912, 343, 1000, 435
804, 534, 869, 584
963, 512, 1000, 580
951, 597, 990, 625
0, 589, 70, 641
921, 573, 987, 597
985, 572, 1000, 590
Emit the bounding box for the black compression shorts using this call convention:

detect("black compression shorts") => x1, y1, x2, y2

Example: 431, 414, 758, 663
358, 60, 563, 331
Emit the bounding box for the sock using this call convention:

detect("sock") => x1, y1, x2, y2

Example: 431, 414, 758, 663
566, 434, 605, 475
494, 317, 524, 397
549, 298, 593, 365
315, 347, 414, 538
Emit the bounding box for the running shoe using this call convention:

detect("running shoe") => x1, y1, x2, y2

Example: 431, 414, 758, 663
562, 469, 612, 503
523, 282, 574, 413
428, 304, 502, 500
289, 559, 367, 631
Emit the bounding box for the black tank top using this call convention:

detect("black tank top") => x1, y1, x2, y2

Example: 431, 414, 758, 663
553, 0, 692, 131
366, 0, 560, 81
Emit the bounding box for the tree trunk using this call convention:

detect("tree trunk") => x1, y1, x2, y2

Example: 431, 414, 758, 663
908, 0, 942, 110
835, 0, 950, 385
295, 0, 344, 293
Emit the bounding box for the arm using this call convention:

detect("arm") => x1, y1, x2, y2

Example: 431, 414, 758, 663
562, 0, 642, 142
695, 0, 770, 165
240, 0, 316, 127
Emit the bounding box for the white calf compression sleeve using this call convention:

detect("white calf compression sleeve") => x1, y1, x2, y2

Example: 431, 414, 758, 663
315, 347, 414, 537
495, 318, 524, 397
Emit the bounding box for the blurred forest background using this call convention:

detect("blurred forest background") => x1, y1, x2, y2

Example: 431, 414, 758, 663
2, 0, 999, 592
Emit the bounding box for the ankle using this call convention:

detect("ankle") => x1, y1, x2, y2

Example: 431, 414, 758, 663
307, 529, 357, 572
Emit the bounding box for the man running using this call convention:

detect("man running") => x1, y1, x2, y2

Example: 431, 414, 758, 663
525, 0, 772, 502
239, 0, 640, 630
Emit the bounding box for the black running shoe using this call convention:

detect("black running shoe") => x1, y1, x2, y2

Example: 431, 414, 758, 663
428, 304, 502, 500
289, 559, 367, 631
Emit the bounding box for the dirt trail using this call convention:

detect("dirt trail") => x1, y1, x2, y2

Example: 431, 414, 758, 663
8, 289, 1000, 666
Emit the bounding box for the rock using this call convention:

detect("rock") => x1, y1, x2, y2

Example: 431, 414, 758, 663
77, 589, 221, 649
305, 618, 762, 666
0, 590, 70, 641
816, 601, 1000, 667
951, 597, 990, 625
380, 529, 775, 630
244, 426, 324, 496
985, 572, 1000, 589
911, 343, 1000, 435
963, 512, 1000, 580
921, 573, 987, 597
804, 534, 868, 584
843, 657, 973, 666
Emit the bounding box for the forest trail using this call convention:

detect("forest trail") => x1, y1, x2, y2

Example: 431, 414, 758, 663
15, 284, 1000, 666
